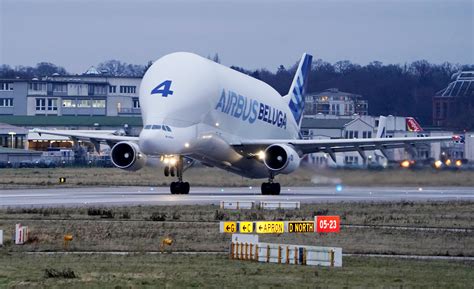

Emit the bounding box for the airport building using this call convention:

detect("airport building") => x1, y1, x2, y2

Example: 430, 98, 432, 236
0, 68, 141, 118
304, 88, 368, 116
433, 71, 474, 128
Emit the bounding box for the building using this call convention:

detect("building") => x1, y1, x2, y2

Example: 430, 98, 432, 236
301, 114, 463, 167
433, 71, 474, 128
0, 123, 28, 149
304, 88, 368, 116
0, 69, 141, 118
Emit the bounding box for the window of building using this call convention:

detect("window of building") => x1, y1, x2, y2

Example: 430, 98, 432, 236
354, 131, 359, 138
77, 99, 91, 107
36, 98, 46, 110
362, 131, 367, 138
47, 98, 58, 111
0, 82, 13, 91
29, 82, 46, 91
109, 85, 116, 93
349, 131, 354, 139
92, 100, 106, 108
62, 99, 76, 107
53, 83, 67, 92
367, 131, 372, 138
133, 98, 140, 108
120, 86, 137, 94
0, 98, 13, 107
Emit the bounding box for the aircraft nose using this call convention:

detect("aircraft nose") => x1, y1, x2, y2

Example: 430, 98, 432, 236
139, 128, 176, 155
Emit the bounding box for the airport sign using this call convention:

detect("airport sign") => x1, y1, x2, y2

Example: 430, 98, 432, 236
239, 221, 254, 233
255, 221, 284, 234
223, 222, 238, 233
315, 216, 340, 233
288, 221, 315, 233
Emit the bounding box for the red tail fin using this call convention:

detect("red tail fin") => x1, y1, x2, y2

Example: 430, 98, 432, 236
406, 117, 423, 132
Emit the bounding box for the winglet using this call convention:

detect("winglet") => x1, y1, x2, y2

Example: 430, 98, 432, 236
285, 53, 313, 127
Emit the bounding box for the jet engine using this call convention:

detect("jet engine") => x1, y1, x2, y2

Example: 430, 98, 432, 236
263, 144, 301, 174
110, 141, 147, 171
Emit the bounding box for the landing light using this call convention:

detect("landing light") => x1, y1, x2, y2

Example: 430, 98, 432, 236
400, 160, 411, 168
434, 160, 443, 169
445, 159, 452, 166
215, 122, 220, 127
184, 142, 190, 148
455, 160, 462, 167
257, 150, 266, 160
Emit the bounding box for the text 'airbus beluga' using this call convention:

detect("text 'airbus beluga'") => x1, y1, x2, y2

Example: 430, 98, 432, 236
34, 52, 458, 195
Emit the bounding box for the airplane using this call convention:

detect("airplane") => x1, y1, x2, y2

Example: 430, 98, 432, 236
34, 52, 458, 195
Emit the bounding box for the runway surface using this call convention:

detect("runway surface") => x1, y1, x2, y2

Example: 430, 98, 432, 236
1, 186, 473, 207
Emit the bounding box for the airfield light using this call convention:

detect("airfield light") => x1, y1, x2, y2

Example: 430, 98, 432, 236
434, 160, 443, 169
336, 184, 343, 192
400, 160, 411, 168
455, 160, 462, 167
257, 150, 266, 160
445, 159, 452, 166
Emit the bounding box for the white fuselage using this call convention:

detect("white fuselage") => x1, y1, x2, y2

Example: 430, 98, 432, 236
138, 52, 298, 178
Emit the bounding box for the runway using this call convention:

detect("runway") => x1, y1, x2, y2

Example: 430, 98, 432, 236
1, 186, 473, 207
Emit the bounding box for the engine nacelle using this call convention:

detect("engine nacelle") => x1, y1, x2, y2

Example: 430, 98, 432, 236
110, 141, 147, 171
263, 144, 300, 174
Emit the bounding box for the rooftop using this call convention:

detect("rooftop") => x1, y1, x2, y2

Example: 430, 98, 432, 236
0, 116, 143, 127
301, 118, 353, 129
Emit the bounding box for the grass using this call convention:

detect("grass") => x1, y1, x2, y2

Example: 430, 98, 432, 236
0, 166, 474, 188
0, 253, 472, 288
0, 202, 472, 256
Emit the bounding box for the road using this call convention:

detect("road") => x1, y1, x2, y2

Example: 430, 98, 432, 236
1, 186, 473, 207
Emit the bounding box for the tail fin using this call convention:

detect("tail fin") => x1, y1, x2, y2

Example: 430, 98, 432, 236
285, 53, 313, 127
376, 116, 387, 138
406, 117, 423, 132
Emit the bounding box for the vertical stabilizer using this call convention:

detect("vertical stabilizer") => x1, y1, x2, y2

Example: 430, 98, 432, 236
284, 53, 313, 128
376, 116, 387, 138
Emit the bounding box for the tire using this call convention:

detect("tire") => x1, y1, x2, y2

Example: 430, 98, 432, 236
271, 183, 281, 195
182, 182, 190, 194
170, 167, 175, 177
170, 181, 177, 194
164, 166, 169, 177
261, 182, 270, 195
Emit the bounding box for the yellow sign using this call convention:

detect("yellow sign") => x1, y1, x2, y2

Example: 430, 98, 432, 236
256, 221, 284, 234
239, 222, 253, 233
223, 222, 237, 233
288, 221, 315, 233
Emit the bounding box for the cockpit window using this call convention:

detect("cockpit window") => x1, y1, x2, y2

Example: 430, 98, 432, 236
165, 126, 172, 132
144, 125, 152, 129
152, 125, 162, 130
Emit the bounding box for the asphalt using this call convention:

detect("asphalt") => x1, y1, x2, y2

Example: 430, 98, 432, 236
1, 186, 473, 207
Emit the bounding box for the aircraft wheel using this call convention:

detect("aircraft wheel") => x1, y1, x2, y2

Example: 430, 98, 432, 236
261, 182, 280, 195
164, 166, 170, 177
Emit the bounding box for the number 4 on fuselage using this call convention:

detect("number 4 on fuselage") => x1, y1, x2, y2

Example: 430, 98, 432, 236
151, 80, 174, 97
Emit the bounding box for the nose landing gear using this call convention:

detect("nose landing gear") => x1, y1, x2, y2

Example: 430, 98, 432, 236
261, 173, 281, 195
163, 156, 190, 194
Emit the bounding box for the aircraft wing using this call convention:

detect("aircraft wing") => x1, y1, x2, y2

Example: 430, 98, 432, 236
233, 135, 458, 160
31, 129, 139, 150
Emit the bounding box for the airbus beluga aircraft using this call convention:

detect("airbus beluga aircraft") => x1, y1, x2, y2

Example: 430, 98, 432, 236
35, 52, 458, 195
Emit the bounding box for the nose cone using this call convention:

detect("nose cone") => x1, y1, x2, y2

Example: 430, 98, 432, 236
139, 129, 174, 155
139, 126, 192, 155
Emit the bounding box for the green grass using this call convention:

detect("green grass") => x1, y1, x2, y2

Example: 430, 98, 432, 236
1, 166, 474, 188
1, 202, 472, 256
0, 253, 472, 289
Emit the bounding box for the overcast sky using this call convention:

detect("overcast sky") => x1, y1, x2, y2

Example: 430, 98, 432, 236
1, 0, 473, 73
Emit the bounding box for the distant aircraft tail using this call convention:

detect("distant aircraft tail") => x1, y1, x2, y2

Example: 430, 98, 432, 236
376, 116, 387, 138
284, 53, 313, 128
406, 117, 423, 132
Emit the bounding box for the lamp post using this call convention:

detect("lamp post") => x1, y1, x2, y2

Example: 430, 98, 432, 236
8, 132, 16, 148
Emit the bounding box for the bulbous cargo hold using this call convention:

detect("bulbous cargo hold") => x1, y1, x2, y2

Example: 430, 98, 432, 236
139, 52, 297, 140
263, 144, 301, 174
110, 142, 147, 171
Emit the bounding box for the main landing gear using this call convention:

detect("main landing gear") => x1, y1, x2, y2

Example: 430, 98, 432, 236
261, 173, 281, 195
163, 156, 190, 194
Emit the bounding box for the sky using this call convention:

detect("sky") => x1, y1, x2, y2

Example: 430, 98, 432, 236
0, 0, 473, 74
